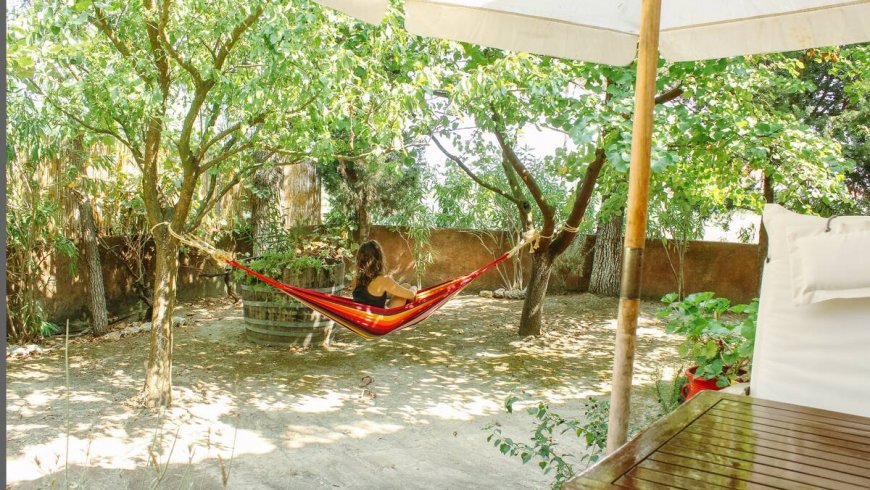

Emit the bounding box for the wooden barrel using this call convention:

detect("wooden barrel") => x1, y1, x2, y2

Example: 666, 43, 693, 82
240, 262, 345, 347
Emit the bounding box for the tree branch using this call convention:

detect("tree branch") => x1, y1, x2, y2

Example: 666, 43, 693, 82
549, 148, 607, 257
159, 23, 203, 85
32, 81, 136, 154
431, 136, 524, 205
141, 0, 171, 99
500, 148, 533, 232
654, 85, 684, 105
185, 173, 239, 232
490, 112, 554, 218
197, 112, 267, 162
214, 7, 264, 71
90, 7, 154, 86
198, 141, 255, 175
185, 173, 219, 231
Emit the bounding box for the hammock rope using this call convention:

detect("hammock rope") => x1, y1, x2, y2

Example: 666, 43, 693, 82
153, 223, 535, 339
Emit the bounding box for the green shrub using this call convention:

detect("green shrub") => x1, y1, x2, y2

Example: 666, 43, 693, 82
232, 228, 354, 285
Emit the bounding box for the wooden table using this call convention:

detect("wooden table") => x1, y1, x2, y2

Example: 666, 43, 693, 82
565, 391, 870, 489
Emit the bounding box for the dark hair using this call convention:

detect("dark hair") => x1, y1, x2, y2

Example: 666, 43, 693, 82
356, 240, 385, 287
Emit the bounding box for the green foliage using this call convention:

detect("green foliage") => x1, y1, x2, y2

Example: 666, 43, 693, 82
652, 364, 689, 415
316, 7, 443, 238
485, 397, 610, 489
6, 90, 79, 340
232, 228, 353, 285
657, 292, 758, 388
40, 321, 62, 337
432, 150, 572, 231
772, 46, 870, 213
647, 185, 711, 298
234, 252, 325, 285
10, 0, 340, 231
653, 53, 858, 221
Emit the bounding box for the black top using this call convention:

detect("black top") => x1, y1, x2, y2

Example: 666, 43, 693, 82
353, 284, 388, 308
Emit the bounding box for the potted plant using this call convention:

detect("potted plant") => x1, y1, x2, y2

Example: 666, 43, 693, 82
657, 292, 757, 401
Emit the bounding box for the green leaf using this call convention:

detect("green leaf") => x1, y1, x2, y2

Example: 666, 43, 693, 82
73, 0, 92, 12
505, 395, 519, 413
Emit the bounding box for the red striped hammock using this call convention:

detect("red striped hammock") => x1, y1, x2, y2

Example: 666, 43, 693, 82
227, 253, 511, 339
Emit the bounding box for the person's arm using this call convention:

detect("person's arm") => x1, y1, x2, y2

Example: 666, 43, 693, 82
383, 277, 417, 300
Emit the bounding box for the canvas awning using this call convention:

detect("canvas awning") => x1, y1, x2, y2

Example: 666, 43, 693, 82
316, 0, 870, 65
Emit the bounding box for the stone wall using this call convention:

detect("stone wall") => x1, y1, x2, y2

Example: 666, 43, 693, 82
369, 226, 760, 303
18, 227, 760, 326
12, 236, 249, 325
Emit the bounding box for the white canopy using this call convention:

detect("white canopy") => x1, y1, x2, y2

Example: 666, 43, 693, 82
317, 0, 870, 65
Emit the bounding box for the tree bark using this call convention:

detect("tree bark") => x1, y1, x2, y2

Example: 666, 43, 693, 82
69, 135, 110, 335
79, 198, 109, 335
283, 162, 321, 226
353, 193, 371, 243
142, 230, 179, 408
518, 253, 553, 336
589, 210, 624, 296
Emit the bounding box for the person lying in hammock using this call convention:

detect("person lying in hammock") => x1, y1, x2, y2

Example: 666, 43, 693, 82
352, 240, 418, 309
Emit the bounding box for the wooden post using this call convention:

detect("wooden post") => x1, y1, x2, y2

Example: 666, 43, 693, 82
606, 0, 662, 453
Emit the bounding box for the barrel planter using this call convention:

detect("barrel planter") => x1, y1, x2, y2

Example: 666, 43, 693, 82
240, 261, 345, 347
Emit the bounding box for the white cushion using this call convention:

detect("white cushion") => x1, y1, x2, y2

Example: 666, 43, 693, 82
751, 204, 870, 417
789, 228, 870, 305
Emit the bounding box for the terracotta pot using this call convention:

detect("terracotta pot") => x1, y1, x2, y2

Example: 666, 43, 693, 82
681, 366, 723, 401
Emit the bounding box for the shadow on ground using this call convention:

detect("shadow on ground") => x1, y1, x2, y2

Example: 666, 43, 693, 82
6, 294, 681, 489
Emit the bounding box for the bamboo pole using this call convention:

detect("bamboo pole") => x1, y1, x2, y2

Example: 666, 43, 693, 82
606, 0, 662, 454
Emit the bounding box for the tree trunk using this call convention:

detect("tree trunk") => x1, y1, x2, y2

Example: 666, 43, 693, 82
589, 211, 624, 296
251, 166, 284, 255
353, 193, 371, 243
142, 231, 179, 408
283, 162, 321, 226
757, 170, 775, 292
69, 134, 109, 335
79, 198, 109, 335
518, 253, 553, 336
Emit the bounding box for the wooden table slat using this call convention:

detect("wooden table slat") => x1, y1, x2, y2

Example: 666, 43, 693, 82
724, 396, 870, 426
674, 430, 870, 479
685, 420, 870, 464
619, 466, 730, 490
638, 458, 779, 489
717, 399, 870, 432
648, 450, 826, 490
665, 437, 870, 488
710, 405, 870, 440
561, 476, 617, 489
697, 412, 870, 454
683, 423, 870, 465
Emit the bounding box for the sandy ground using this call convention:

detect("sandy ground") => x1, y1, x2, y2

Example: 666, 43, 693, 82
6, 293, 682, 489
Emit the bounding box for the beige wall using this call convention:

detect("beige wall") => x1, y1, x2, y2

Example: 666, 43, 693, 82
10, 236, 250, 325
17, 227, 760, 326
370, 226, 760, 303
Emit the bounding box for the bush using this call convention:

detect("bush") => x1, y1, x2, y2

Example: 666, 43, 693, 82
232, 228, 354, 285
